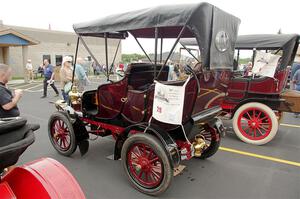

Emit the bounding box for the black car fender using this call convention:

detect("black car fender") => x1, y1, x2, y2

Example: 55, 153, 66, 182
114, 123, 180, 168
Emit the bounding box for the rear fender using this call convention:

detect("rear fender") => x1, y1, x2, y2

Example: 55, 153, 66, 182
206, 117, 225, 138
2, 158, 85, 199
114, 123, 180, 168
231, 98, 281, 116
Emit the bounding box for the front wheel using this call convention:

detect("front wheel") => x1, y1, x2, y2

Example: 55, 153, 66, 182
48, 111, 77, 156
232, 102, 278, 145
121, 133, 173, 196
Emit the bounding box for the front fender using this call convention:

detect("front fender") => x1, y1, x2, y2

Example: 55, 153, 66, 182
53, 100, 78, 123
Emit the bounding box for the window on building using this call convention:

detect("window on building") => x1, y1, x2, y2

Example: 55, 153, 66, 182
55, 55, 63, 66
43, 55, 51, 64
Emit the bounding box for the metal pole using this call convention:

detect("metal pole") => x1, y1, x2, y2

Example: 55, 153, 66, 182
179, 48, 182, 64
252, 48, 256, 67
133, 36, 152, 64
154, 27, 158, 77
181, 44, 201, 63
71, 37, 80, 85
78, 35, 107, 78
109, 39, 121, 73
160, 38, 163, 63
156, 26, 186, 79
105, 33, 109, 81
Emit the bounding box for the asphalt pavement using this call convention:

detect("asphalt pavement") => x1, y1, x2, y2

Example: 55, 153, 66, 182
9, 77, 300, 199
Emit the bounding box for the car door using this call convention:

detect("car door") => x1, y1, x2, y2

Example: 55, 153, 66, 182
97, 78, 128, 119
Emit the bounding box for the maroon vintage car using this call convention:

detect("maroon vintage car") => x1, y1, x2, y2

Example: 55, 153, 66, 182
180, 34, 300, 145
48, 3, 240, 195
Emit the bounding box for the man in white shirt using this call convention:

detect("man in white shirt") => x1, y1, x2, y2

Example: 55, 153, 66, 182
26, 59, 34, 82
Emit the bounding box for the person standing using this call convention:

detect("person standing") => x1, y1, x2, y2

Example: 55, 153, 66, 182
60, 56, 75, 101
244, 62, 253, 76
0, 64, 22, 118
291, 61, 300, 89
75, 57, 90, 92
41, 59, 59, 98
292, 68, 300, 117
26, 59, 34, 82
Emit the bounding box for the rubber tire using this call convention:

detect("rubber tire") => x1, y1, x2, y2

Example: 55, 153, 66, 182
188, 128, 220, 159
232, 102, 278, 145
121, 133, 173, 196
48, 111, 77, 156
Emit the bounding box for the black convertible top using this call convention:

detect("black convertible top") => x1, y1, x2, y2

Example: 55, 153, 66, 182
235, 34, 299, 50
180, 34, 300, 68
181, 34, 299, 49
73, 2, 240, 70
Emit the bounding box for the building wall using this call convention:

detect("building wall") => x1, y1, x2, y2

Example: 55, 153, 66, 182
0, 48, 3, 63
6, 25, 122, 77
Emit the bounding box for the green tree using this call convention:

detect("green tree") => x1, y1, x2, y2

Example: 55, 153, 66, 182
122, 54, 146, 63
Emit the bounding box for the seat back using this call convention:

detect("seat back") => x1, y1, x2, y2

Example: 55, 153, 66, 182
127, 63, 169, 90
0, 118, 38, 171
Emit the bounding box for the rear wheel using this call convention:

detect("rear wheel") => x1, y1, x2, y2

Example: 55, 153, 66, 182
232, 102, 278, 145
188, 127, 220, 159
48, 112, 77, 156
121, 133, 172, 196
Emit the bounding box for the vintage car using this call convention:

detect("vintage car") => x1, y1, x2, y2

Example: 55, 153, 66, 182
0, 117, 85, 199
48, 3, 240, 195
180, 34, 300, 145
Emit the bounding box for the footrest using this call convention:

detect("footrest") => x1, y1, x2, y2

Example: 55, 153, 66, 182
173, 165, 186, 176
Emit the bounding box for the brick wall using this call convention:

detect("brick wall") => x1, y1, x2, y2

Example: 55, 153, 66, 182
8, 40, 121, 77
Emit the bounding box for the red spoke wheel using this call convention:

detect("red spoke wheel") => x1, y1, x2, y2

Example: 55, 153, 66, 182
233, 102, 278, 145
48, 111, 77, 156
188, 126, 220, 159
121, 133, 173, 196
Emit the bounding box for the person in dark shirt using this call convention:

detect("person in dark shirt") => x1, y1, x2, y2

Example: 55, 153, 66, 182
41, 59, 59, 98
0, 64, 22, 118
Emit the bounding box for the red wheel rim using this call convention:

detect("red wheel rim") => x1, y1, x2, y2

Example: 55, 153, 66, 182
127, 143, 163, 188
237, 108, 272, 141
51, 119, 71, 151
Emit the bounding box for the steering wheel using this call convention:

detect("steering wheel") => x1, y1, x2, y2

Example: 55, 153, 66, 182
184, 65, 201, 95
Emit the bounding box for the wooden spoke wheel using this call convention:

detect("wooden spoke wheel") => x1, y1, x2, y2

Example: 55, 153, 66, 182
48, 112, 77, 156
233, 102, 278, 145
121, 133, 172, 196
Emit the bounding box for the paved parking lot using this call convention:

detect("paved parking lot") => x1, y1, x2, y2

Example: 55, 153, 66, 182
10, 78, 300, 199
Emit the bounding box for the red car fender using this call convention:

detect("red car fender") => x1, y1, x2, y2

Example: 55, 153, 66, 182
1, 158, 85, 199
